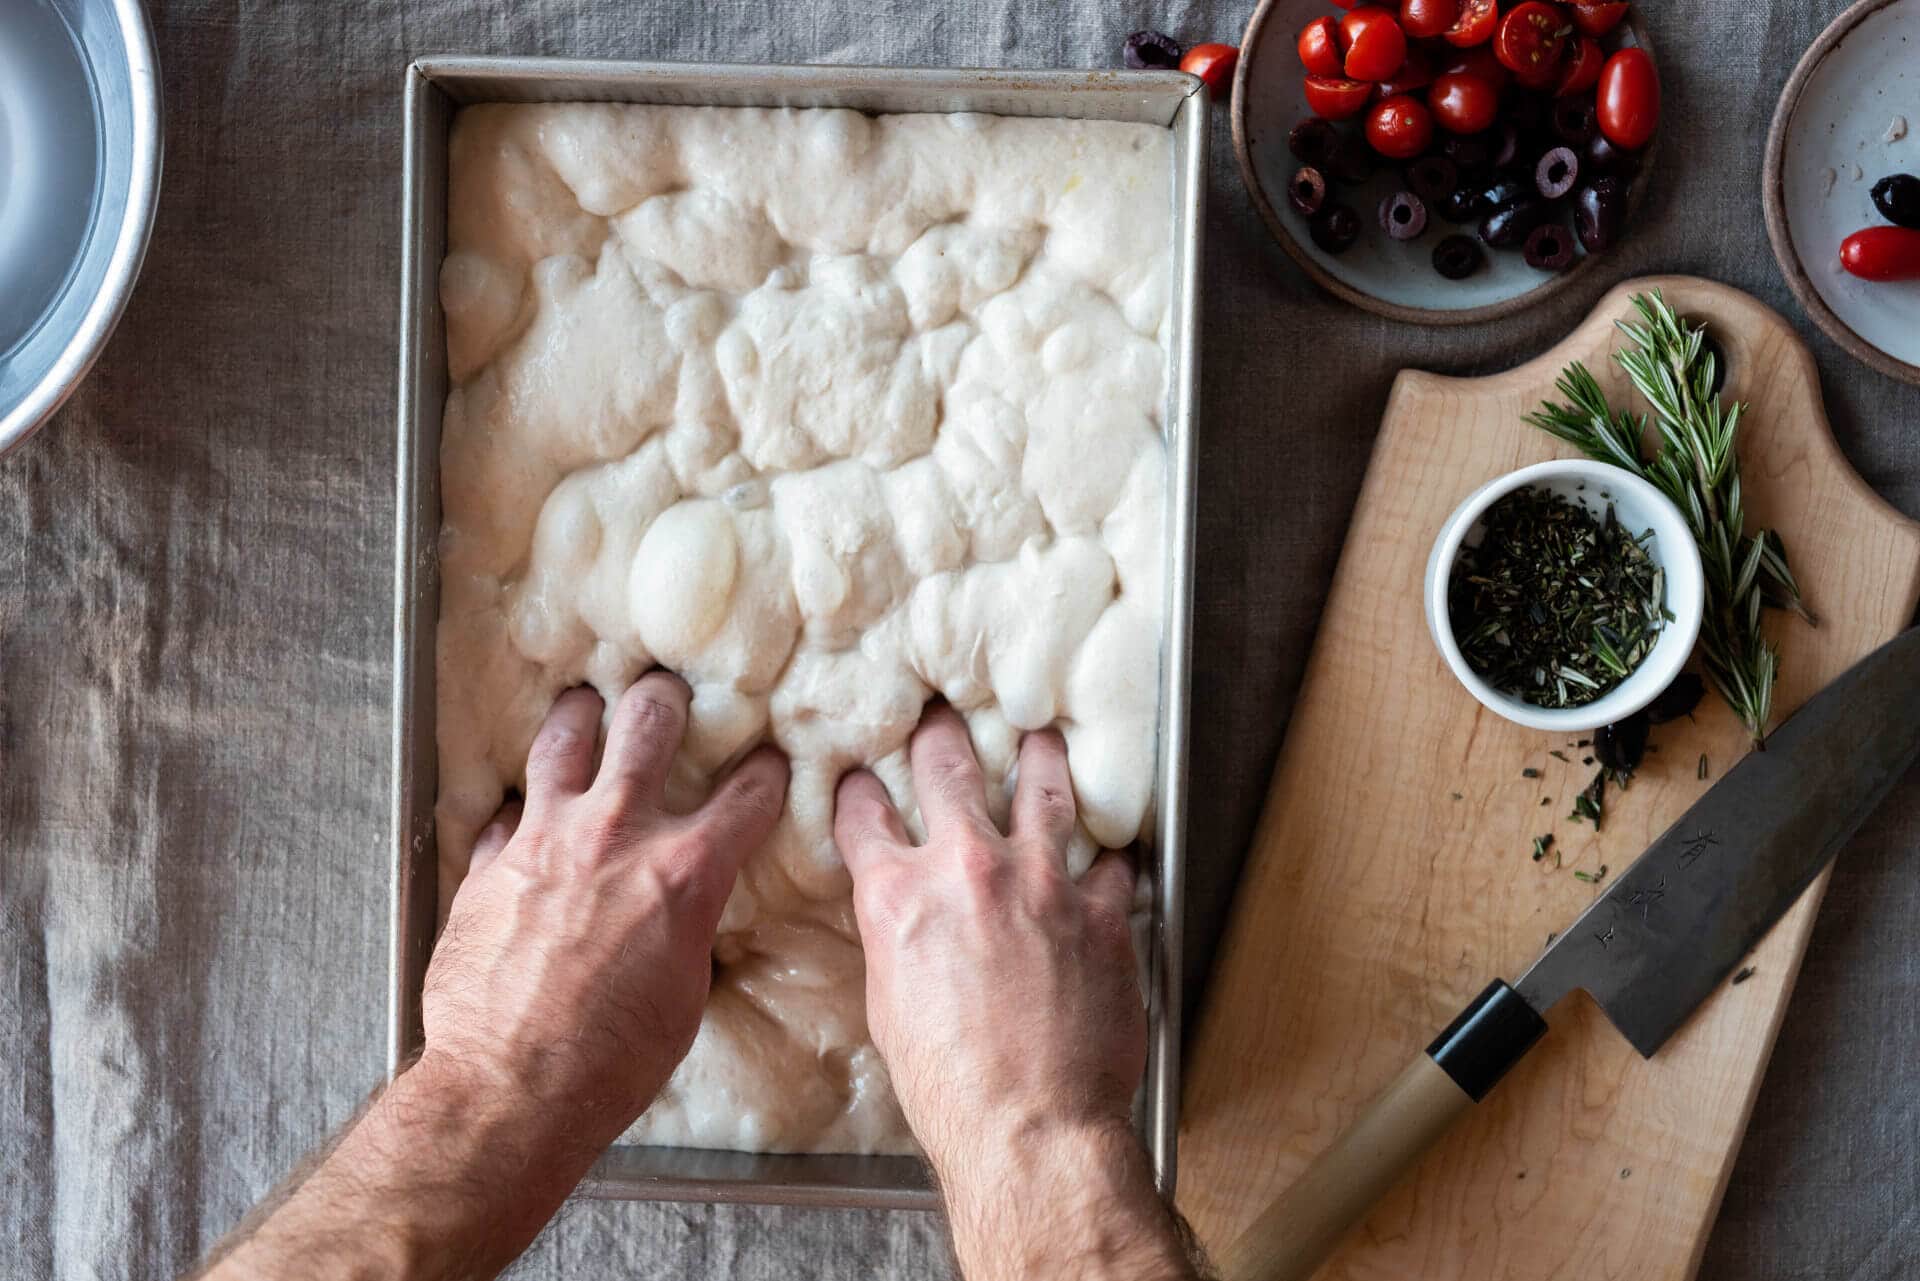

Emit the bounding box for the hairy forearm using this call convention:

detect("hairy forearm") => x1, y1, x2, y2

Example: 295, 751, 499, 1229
198, 1052, 602, 1281
934, 1118, 1204, 1281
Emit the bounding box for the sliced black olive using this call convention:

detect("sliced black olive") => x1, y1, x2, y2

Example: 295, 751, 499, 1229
1310, 203, 1362, 254
1870, 173, 1920, 229
1439, 186, 1481, 223
1288, 118, 1339, 168
1536, 146, 1580, 200
1552, 99, 1599, 146
1574, 176, 1629, 253
1379, 190, 1428, 240
1481, 198, 1551, 249
1406, 155, 1459, 206
1329, 136, 1377, 186
1594, 713, 1650, 774
1644, 672, 1706, 724
1432, 233, 1484, 279
1440, 132, 1494, 176
1289, 165, 1328, 216
1123, 29, 1185, 70
1523, 221, 1576, 271
1492, 120, 1521, 169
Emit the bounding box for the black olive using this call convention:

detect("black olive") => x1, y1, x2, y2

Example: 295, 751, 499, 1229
1439, 185, 1482, 223
1536, 146, 1580, 200
1432, 233, 1484, 280
1644, 672, 1706, 724
1478, 171, 1536, 215
1481, 198, 1551, 248
1406, 155, 1459, 206
1594, 713, 1650, 774
1329, 136, 1377, 186
1440, 132, 1495, 176
1523, 222, 1576, 271
1288, 118, 1339, 168
1310, 203, 1362, 254
1870, 173, 1920, 229
1379, 190, 1428, 240
1289, 165, 1328, 216
1585, 131, 1639, 176
1123, 29, 1185, 70
1552, 99, 1599, 146
1574, 176, 1629, 253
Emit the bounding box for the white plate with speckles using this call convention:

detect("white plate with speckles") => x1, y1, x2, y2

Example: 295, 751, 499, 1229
1230, 0, 1656, 324
1766, 0, 1920, 384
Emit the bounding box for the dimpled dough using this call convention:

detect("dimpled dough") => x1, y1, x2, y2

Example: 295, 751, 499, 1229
435, 103, 1172, 1155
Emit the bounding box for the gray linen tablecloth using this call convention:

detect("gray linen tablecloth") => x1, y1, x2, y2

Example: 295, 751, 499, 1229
3, 1, 1915, 1277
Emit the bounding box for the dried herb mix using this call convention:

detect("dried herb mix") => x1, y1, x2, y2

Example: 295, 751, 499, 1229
1448, 486, 1668, 709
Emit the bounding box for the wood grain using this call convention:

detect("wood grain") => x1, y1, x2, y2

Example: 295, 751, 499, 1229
1178, 276, 1920, 1281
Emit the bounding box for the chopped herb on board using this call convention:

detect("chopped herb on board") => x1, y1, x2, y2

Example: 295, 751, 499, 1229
1550, 749, 1570, 763
1573, 864, 1609, 885
1732, 966, 1757, 985
1448, 487, 1668, 709
1531, 834, 1555, 862
1698, 753, 1710, 780
1522, 767, 1542, 779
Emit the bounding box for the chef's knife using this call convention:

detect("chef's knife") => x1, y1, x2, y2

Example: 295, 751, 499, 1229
1219, 627, 1920, 1281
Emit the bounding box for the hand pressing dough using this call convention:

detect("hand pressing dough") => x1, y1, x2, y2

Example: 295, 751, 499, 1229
436, 102, 1173, 1155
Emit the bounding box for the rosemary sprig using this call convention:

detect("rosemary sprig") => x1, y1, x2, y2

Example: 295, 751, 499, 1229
1523, 291, 1816, 746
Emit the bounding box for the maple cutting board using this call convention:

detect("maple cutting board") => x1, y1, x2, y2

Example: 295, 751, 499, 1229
1179, 275, 1920, 1280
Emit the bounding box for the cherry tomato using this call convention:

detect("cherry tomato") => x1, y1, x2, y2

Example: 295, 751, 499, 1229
1557, 35, 1605, 96
1329, 0, 1361, 7
1180, 43, 1239, 97
1596, 47, 1660, 148
1496, 1, 1574, 89
1570, 2, 1631, 36
1365, 94, 1434, 158
1840, 226, 1920, 280
1374, 47, 1433, 97
1443, 45, 1510, 89
1303, 75, 1374, 120
1297, 16, 1345, 77
1400, 0, 1460, 41
1428, 71, 1500, 133
1443, 0, 1498, 47
1340, 6, 1409, 82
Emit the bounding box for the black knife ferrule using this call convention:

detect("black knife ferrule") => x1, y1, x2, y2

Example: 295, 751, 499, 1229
1425, 979, 1548, 1101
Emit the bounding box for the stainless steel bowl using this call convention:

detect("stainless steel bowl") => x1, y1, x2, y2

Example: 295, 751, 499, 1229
0, 0, 162, 458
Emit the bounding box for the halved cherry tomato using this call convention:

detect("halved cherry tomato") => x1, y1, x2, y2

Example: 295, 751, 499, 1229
1400, 0, 1459, 41
1365, 94, 1434, 158
1839, 226, 1920, 281
1428, 71, 1499, 133
1304, 75, 1374, 120
1443, 0, 1498, 47
1443, 45, 1510, 90
1596, 46, 1659, 148
1374, 46, 1433, 98
1297, 16, 1345, 77
1570, 2, 1631, 37
1557, 35, 1605, 96
1496, 1, 1574, 88
1181, 43, 1239, 97
1340, 6, 1409, 82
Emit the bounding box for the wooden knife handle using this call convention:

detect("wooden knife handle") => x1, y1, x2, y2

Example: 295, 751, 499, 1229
1217, 980, 1548, 1281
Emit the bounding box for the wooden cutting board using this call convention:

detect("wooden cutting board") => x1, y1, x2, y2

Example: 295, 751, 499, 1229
1179, 276, 1920, 1280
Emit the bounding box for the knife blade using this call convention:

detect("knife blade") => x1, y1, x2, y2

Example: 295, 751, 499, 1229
1219, 627, 1920, 1281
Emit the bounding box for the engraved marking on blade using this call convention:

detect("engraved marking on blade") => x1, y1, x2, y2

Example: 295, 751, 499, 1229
1594, 925, 1616, 949
1678, 831, 1721, 870
1619, 877, 1667, 924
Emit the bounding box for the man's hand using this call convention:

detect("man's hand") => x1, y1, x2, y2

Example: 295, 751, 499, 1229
193, 675, 788, 1281
424, 676, 787, 1148
835, 705, 1200, 1281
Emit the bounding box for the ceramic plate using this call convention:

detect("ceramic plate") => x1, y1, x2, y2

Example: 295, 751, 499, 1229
1765, 0, 1920, 384
1231, 0, 1655, 324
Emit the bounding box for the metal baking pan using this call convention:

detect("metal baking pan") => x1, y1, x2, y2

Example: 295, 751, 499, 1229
390, 56, 1204, 1210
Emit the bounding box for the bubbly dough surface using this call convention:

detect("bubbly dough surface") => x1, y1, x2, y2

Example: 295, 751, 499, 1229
436, 102, 1172, 1154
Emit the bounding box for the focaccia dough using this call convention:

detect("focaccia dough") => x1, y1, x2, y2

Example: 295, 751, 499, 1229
436, 102, 1172, 1154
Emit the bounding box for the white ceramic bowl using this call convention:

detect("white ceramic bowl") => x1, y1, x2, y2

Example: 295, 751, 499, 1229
1424, 459, 1705, 732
